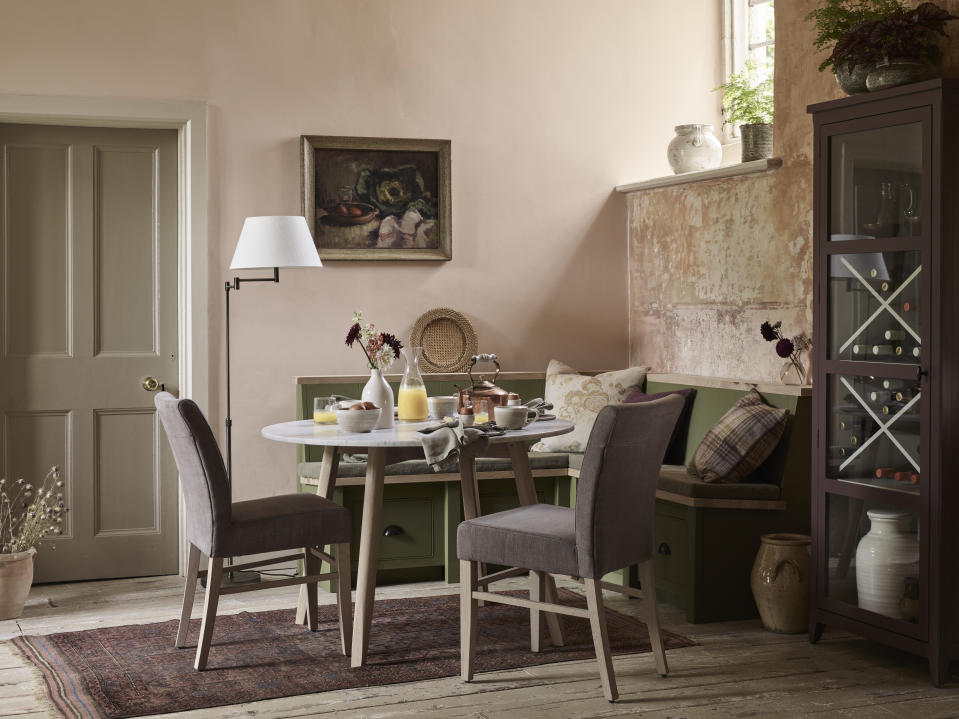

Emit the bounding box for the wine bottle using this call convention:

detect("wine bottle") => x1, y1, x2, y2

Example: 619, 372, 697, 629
881, 402, 905, 415
913, 346, 921, 358
827, 446, 849, 459
872, 345, 897, 356
869, 390, 892, 402
875, 467, 895, 479
902, 301, 918, 312
894, 471, 912, 482
884, 330, 905, 341
879, 281, 891, 293
852, 344, 869, 355
910, 473, 920, 485
836, 429, 860, 446
883, 379, 906, 390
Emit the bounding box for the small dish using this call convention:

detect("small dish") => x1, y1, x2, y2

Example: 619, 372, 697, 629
336, 407, 381, 433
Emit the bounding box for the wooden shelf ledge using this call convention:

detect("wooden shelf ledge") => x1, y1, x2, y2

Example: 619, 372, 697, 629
615, 157, 782, 194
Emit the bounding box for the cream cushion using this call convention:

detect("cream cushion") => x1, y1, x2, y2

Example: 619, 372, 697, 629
531, 360, 647, 453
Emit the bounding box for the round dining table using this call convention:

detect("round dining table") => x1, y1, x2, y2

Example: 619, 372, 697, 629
261, 416, 574, 667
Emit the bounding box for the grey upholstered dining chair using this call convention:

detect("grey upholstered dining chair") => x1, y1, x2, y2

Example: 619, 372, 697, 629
457, 395, 685, 702
155, 391, 354, 671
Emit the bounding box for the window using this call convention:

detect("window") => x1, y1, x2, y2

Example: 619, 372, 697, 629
722, 0, 775, 138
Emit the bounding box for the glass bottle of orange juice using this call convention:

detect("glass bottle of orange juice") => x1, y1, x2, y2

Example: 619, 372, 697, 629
397, 347, 428, 421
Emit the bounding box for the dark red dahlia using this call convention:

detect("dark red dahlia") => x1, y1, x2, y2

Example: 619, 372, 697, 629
345, 322, 361, 347
380, 332, 403, 360
776, 337, 795, 358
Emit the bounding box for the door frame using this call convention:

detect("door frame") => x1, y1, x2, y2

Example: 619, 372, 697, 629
0, 94, 208, 576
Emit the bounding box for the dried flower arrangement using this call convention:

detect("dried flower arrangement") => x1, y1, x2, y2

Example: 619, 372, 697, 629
346, 311, 403, 371
0, 466, 67, 555
761, 320, 812, 384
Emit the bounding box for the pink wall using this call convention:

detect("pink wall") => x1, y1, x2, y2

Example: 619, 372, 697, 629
0, 0, 722, 497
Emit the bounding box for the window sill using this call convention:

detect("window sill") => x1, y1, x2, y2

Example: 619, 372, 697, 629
614, 157, 782, 194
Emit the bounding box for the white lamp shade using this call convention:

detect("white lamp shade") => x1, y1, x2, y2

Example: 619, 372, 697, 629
229, 216, 322, 269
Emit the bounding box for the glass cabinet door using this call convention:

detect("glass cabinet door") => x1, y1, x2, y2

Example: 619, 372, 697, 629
829, 122, 923, 241
819, 113, 929, 636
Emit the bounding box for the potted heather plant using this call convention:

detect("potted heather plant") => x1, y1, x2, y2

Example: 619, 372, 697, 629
346, 311, 403, 430
825, 2, 957, 92
761, 321, 812, 385
715, 60, 774, 162
0, 466, 66, 619
806, 0, 906, 94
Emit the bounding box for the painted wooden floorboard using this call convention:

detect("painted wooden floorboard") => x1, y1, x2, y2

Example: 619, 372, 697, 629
0, 575, 956, 719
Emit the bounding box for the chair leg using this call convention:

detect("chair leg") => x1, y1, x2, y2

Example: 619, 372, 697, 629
584, 577, 618, 702
530, 570, 545, 652
294, 584, 308, 626
304, 547, 319, 632
176, 544, 202, 648
194, 557, 223, 671
460, 559, 478, 681
638, 559, 668, 677
334, 542, 353, 656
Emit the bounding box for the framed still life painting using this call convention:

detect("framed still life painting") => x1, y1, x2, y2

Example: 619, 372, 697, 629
300, 135, 452, 260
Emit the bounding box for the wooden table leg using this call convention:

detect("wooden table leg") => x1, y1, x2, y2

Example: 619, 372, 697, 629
350, 446, 385, 668
297, 446, 340, 626
508, 441, 565, 647
458, 447, 487, 604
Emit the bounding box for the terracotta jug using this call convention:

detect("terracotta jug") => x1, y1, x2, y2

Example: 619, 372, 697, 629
750, 533, 811, 634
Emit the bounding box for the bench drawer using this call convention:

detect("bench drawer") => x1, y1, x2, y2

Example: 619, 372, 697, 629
652, 501, 691, 603
342, 484, 445, 571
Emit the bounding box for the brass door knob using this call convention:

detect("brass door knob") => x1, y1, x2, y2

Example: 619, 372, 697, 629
142, 377, 161, 392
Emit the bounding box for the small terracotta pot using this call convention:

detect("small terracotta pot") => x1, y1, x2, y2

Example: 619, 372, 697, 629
750, 534, 810, 634
0, 547, 36, 620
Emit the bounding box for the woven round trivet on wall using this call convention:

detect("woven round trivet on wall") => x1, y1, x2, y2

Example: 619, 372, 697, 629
410, 308, 478, 373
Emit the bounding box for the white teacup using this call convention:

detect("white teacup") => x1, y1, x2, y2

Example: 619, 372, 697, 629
495, 405, 537, 430
428, 395, 458, 420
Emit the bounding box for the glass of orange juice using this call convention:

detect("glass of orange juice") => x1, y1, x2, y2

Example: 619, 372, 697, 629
313, 396, 337, 424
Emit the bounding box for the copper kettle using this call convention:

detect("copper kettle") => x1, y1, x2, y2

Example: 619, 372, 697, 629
457, 354, 510, 421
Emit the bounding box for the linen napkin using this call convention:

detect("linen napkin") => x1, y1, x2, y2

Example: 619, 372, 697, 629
419, 419, 490, 472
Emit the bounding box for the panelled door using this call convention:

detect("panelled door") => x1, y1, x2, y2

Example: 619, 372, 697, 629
0, 124, 179, 582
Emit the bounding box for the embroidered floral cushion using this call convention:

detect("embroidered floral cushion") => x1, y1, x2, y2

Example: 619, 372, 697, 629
687, 388, 788, 483
531, 360, 647, 453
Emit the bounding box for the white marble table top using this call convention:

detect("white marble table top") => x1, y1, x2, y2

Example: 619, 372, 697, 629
261, 418, 574, 448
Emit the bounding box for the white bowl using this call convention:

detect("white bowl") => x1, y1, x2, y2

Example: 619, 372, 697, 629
335, 407, 381, 433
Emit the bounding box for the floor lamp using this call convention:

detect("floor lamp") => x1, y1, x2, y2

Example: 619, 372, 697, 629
224, 215, 322, 583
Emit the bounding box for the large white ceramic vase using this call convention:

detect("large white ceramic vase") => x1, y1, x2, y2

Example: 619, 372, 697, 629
855, 510, 919, 619
667, 124, 722, 174
362, 369, 394, 430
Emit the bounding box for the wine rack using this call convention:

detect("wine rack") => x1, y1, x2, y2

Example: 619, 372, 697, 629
809, 80, 959, 686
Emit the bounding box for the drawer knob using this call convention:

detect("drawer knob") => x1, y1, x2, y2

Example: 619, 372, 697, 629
657, 542, 671, 556
383, 525, 404, 537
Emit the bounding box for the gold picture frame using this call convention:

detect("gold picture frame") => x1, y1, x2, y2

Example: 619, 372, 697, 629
300, 135, 452, 261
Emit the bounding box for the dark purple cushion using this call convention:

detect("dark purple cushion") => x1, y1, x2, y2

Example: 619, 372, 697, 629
625, 388, 697, 464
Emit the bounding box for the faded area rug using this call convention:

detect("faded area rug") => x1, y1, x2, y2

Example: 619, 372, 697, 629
11, 588, 695, 719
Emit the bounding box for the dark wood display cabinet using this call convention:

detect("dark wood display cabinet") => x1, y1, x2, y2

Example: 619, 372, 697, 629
808, 79, 959, 686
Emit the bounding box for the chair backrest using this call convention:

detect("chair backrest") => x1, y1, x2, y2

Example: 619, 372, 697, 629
574, 395, 684, 579
154, 391, 232, 557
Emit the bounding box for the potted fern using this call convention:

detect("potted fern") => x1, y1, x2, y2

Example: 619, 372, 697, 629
715, 61, 774, 163
806, 0, 905, 94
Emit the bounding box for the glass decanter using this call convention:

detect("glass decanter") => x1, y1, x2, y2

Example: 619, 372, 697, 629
397, 347, 428, 421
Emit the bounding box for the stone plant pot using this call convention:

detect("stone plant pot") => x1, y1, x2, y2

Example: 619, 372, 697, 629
0, 547, 36, 620
666, 124, 722, 174
866, 59, 936, 93
834, 64, 871, 95
750, 533, 810, 634
740, 123, 773, 163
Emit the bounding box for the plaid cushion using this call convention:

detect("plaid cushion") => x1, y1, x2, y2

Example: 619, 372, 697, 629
687, 389, 788, 483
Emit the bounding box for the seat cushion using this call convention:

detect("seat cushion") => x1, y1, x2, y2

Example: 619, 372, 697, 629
223, 494, 351, 557
298, 452, 571, 479
658, 465, 781, 500
456, 504, 579, 576
687, 388, 789, 483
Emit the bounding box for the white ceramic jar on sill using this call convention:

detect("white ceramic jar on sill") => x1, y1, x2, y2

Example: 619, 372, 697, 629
667, 124, 723, 174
